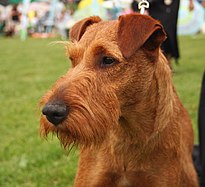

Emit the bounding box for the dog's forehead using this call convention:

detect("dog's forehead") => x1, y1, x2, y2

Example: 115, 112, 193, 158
68, 20, 123, 63
79, 20, 118, 46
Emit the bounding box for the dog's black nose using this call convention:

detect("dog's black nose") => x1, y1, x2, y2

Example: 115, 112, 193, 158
42, 101, 68, 126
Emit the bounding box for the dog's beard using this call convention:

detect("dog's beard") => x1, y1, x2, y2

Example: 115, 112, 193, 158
40, 71, 120, 149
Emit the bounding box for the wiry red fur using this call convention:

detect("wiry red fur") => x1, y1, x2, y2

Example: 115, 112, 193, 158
40, 68, 120, 148
40, 13, 198, 187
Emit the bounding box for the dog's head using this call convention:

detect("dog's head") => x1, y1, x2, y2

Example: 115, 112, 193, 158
40, 13, 168, 148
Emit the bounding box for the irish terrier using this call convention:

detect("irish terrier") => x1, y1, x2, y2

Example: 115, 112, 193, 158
40, 13, 198, 187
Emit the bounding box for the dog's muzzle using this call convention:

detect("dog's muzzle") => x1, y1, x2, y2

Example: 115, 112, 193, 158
42, 101, 68, 126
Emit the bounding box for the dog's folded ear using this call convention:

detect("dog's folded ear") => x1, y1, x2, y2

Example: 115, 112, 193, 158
118, 13, 166, 59
69, 16, 102, 42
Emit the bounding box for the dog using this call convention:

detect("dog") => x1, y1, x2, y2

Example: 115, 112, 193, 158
40, 13, 198, 187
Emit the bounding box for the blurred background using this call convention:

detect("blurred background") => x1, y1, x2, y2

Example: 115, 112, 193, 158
0, 0, 205, 186
0, 0, 205, 39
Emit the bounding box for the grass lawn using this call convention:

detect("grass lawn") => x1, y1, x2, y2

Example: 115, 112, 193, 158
0, 35, 204, 187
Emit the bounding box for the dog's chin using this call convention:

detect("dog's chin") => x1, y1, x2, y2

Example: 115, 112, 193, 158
40, 114, 114, 149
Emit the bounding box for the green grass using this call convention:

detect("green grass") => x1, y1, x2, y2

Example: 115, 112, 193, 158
173, 35, 205, 140
0, 37, 77, 187
0, 35, 204, 186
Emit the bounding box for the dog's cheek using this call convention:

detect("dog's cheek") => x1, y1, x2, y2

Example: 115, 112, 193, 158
117, 80, 145, 107
116, 67, 154, 107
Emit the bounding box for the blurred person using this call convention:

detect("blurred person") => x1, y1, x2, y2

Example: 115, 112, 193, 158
35, 11, 50, 33
56, 9, 73, 39
5, 4, 21, 36
0, 10, 6, 34
28, 11, 38, 35
11, 4, 20, 23
148, 0, 194, 66
10, 4, 21, 33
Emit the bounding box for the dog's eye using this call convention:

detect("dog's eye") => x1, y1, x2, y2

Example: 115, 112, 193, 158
101, 57, 117, 67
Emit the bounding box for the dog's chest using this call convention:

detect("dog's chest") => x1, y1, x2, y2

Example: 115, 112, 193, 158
102, 170, 154, 187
